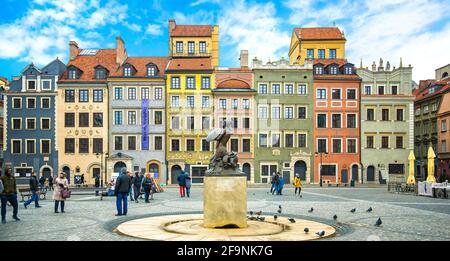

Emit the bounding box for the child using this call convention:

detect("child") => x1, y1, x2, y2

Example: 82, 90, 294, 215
277, 178, 284, 195
185, 176, 192, 198
294, 173, 302, 197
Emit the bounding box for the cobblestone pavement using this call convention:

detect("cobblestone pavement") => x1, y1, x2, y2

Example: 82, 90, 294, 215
0, 187, 449, 241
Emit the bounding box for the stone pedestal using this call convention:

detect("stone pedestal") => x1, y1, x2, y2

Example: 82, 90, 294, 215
203, 174, 247, 228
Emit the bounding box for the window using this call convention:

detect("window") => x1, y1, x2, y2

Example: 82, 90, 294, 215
344, 66, 353, 75
364, 86, 371, 95
202, 116, 210, 130
124, 67, 132, 77
332, 89, 341, 99
128, 136, 136, 151
259, 84, 268, 94
259, 134, 268, 148
298, 134, 306, 148
285, 134, 294, 148
442, 140, 447, 153
231, 139, 239, 152
26, 140, 35, 154
259, 106, 268, 119
42, 98, 50, 109
243, 118, 250, 129
147, 66, 156, 77
367, 108, 374, 121
171, 96, 180, 107
317, 139, 327, 153
317, 89, 326, 99
171, 77, 180, 89
272, 106, 280, 119
201, 139, 210, 152
347, 89, 356, 100
243, 99, 250, 109
79, 138, 89, 154
272, 84, 281, 94
330, 66, 338, 75
41, 140, 50, 154
171, 139, 180, 151
332, 139, 342, 153
285, 107, 294, 119
307, 49, 314, 59
232, 117, 238, 129
219, 99, 227, 109
93, 138, 103, 153
318, 49, 325, 59
12, 98, 21, 109
442, 120, 447, 132
317, 114, 327, 128
114, 136, 123, 151
68, 69, 77, 79
171, 116, 180, 129
315, 66, 323, 75
26, 118, 36, 130
188, 41, 195, 54
367, 136, 374, 148
187, 96, 195, 107
128, 88, 136, 100
347, 139, 357, 153
298, 84, 307, 95
65, 113, 75, 127
114, 111, 123, 125
378, 86, 385, 95
12, 118, 21, 130
201, 77, 211, 89
298, 107, 307, 119
154, 88, 162, 100
382, 109, 390, 121
396, 109, 404, 121
154, 111, 163, 125
12, 140, 21, 154
154, 136, 163, 150
93, 113, 103, 127
27, 80, 36, 90
329, 49, 337, 59
128, 111, 136, 125
199, 41, 206, 54
65, 90, 75, 102
232, 99, 238, 109
42, 80, 51, 90
26, 98, 36, 109
65, 138, 75, 153
186, 76, 195, 89
202, 96, 210, 108
272, 134, 280, 148
176, 41, 183, 53
187, 116, 195, 130
93, 89, 103, 102
432, 103, 438, 112
396, 136, 403, 149
79, 113, 89, 127
392, 85, 398, 95
242, 139, 251, 152
381, 136, 389, 149
79, 90, 89, 102
95, 68, 106, 79
285, 84, 294, 94
141, 88, 150, 100
347, 114, 356, 128
114, 87, 123, 100
41, 118, 50, 130
186, 139, 195, 151
332, 114, 341, 128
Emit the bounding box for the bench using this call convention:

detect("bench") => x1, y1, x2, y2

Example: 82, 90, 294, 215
68, 187, 107, 200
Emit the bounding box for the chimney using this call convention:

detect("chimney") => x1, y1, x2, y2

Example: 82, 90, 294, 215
69, 41, 79, 60
116, 36, 128, 66
239, 50, 249, 68
169, 19, 176, 34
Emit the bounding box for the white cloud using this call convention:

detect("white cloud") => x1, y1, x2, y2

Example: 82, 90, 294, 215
190, 0, 220, 7
145, 24, 163, 36
124, 22, 142, 32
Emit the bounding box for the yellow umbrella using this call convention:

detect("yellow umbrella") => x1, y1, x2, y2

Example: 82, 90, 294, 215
407, 151, 416, 185
426, 146, 436, 183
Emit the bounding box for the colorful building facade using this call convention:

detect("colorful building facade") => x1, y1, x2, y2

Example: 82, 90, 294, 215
0, 76, 7, 175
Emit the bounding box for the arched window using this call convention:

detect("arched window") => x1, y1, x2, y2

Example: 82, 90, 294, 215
443, 72, 449, 79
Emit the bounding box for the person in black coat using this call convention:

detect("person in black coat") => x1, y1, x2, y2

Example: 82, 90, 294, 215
177, 171, 187, 197
131, 172, 142, 203
24, 172, 41, 209
38, 175, 45, 190
95, 176, 100, 196
115, 167, 131, 216
48, 176, 53, 191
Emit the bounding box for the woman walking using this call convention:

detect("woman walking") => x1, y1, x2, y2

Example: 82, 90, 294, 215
294, 173, 302, 197
141, 174, 153, 203
53, 172, 68, 213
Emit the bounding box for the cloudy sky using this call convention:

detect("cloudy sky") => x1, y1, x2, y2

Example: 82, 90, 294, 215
0, 0, 449, 82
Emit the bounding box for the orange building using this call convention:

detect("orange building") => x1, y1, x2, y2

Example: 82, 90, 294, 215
437, 84, 450, 180
313, 59, 361, 185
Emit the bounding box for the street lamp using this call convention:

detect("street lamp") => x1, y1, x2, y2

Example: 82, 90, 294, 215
315, 151, 328, 187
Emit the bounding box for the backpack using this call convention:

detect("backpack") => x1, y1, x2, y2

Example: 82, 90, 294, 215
0, 179, 3, 194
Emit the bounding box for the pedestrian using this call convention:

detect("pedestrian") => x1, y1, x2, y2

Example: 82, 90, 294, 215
115, 167, 131, 216
128, 172, 134, 202
53, 172, 69, 213
1, 168, 20, 224
294, 173, 302, 197
277, 176, 284, 195
270, 172, 277, 194
132, 172, 142, 203
48, 175, 53, 191
24, 171, 41, 209
80, 174, 85, 185
185, 176, 192, 198
39, 174, 45, 190
272, 172, 280, 195
177, 171, 187, 197
141, 173, 152, 203
95, 175, 100, 196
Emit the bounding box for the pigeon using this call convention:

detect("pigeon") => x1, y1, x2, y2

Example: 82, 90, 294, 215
350, 208, 356, 213
367, 207, 373, 213
304, 227, 309, 233
249, 211, 254, 216
277, 209, 282, 214
273, 215, 278, 220
333, 214, 338, 221
375, 218, 382, 227
249, 216, 257, 221
316, 230, 325, 237
279, 205, 282, 209
308, 208, 314, 213
288, 218, 296, 223
258, 216, 266, 222
255, 211, 262, 216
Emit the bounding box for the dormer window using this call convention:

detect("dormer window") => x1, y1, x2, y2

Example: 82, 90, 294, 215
95, 68, 106, 79
330, 66, 338, 75
344, 66, 353, 75
314, 66, 323, 75
68, 69, 77, 79
147, 65, 157, 77
124, 66, 132, 77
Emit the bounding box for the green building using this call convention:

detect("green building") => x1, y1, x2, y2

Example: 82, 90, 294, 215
252, 57, 314, 184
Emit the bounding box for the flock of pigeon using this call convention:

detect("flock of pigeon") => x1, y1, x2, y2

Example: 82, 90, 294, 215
247, 205, 383, 238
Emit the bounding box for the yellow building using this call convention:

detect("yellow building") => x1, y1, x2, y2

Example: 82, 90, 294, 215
166, 20, 218, 184
57, 38, 127, 185
289, 27, 346, 65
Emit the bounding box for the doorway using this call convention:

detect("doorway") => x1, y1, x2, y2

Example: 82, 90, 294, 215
367, 166, 375, 182
242, 163, 251, 181
294, 161, 307, 181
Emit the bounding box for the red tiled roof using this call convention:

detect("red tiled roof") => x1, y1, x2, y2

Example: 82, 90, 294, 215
111, 56, 170, 77
294, 27, 345, 40
415, 82, 450, 102
217, 79, 250, 89
171, 25, 213, 37
313, 59, 349, 66
166, 58, 212, 71
60, 49, 118, 82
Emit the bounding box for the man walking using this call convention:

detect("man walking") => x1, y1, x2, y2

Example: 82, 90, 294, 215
177, 171, 187, 197
1, 168, 20, 224
24, 171, 41, 209
95, 175, 100, 196
270, 172, 277, 194
115, 167, 131, 216
132, 172, 142, 203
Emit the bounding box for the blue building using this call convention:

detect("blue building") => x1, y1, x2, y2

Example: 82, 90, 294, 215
3, 59, 66, 184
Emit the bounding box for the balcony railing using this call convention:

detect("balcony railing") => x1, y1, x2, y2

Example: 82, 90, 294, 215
171, 52, 212, 58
